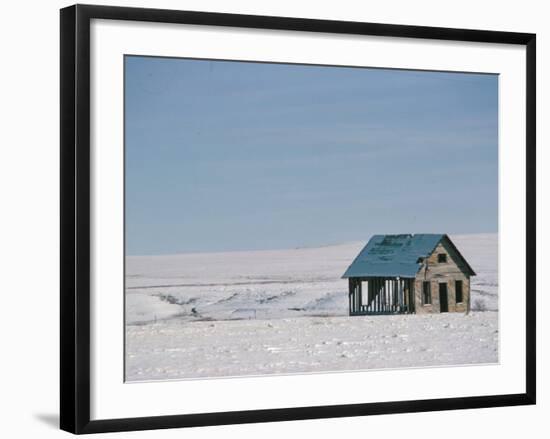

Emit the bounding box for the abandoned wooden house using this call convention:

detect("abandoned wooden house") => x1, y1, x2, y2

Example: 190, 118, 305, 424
342, 234, 475, 315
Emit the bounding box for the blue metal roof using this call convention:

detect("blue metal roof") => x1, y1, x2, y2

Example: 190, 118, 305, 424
342, 234, 445, 278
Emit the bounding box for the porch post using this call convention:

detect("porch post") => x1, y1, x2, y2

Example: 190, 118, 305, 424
348, 277, 353, 316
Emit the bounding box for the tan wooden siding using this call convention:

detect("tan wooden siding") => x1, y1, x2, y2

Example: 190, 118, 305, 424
414, 242, 471, 314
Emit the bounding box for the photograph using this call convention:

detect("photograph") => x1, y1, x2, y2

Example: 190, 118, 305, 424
124, 56, 499, 382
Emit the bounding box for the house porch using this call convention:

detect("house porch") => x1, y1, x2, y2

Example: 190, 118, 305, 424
348, 277, 415, 315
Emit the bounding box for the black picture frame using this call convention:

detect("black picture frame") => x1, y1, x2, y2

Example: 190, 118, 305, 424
60, 4, 536, 434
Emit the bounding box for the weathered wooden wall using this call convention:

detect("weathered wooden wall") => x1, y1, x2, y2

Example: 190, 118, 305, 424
414, 241, 471, 314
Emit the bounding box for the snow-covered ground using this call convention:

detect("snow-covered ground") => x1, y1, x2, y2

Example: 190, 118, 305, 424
126, 233, 498, 381
126, 313, 498, 381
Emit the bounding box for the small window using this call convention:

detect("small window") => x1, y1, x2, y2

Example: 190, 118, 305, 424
438, 254, 447, 263
422, 281, 431, 305
455, 280, 463, 303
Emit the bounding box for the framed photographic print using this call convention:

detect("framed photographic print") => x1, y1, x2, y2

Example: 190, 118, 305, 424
60, 4, 536, 434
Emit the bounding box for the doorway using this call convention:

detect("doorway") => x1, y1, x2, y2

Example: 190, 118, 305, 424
439, 283, 449, 312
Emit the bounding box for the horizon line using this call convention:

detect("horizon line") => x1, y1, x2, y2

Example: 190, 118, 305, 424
126, 231, 498, 258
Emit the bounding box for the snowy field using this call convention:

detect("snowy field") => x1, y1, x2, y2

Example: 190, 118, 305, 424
126, 233, 498, 381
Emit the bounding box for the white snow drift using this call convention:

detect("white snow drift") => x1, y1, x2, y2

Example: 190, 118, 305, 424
125, 233, 498, 381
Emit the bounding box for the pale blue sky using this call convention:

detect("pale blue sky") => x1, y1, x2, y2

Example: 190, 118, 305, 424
125, 56, 498, 255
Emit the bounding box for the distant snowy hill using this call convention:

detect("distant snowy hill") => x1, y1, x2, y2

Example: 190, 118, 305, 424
126, 233, 498, 325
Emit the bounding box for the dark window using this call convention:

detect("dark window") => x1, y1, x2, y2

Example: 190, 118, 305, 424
438, 254, 447, 263
455, 280, 463, 303
422, 281, 431, 305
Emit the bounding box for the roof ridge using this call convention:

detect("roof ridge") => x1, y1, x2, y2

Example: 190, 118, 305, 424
342, 233, 471, 279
